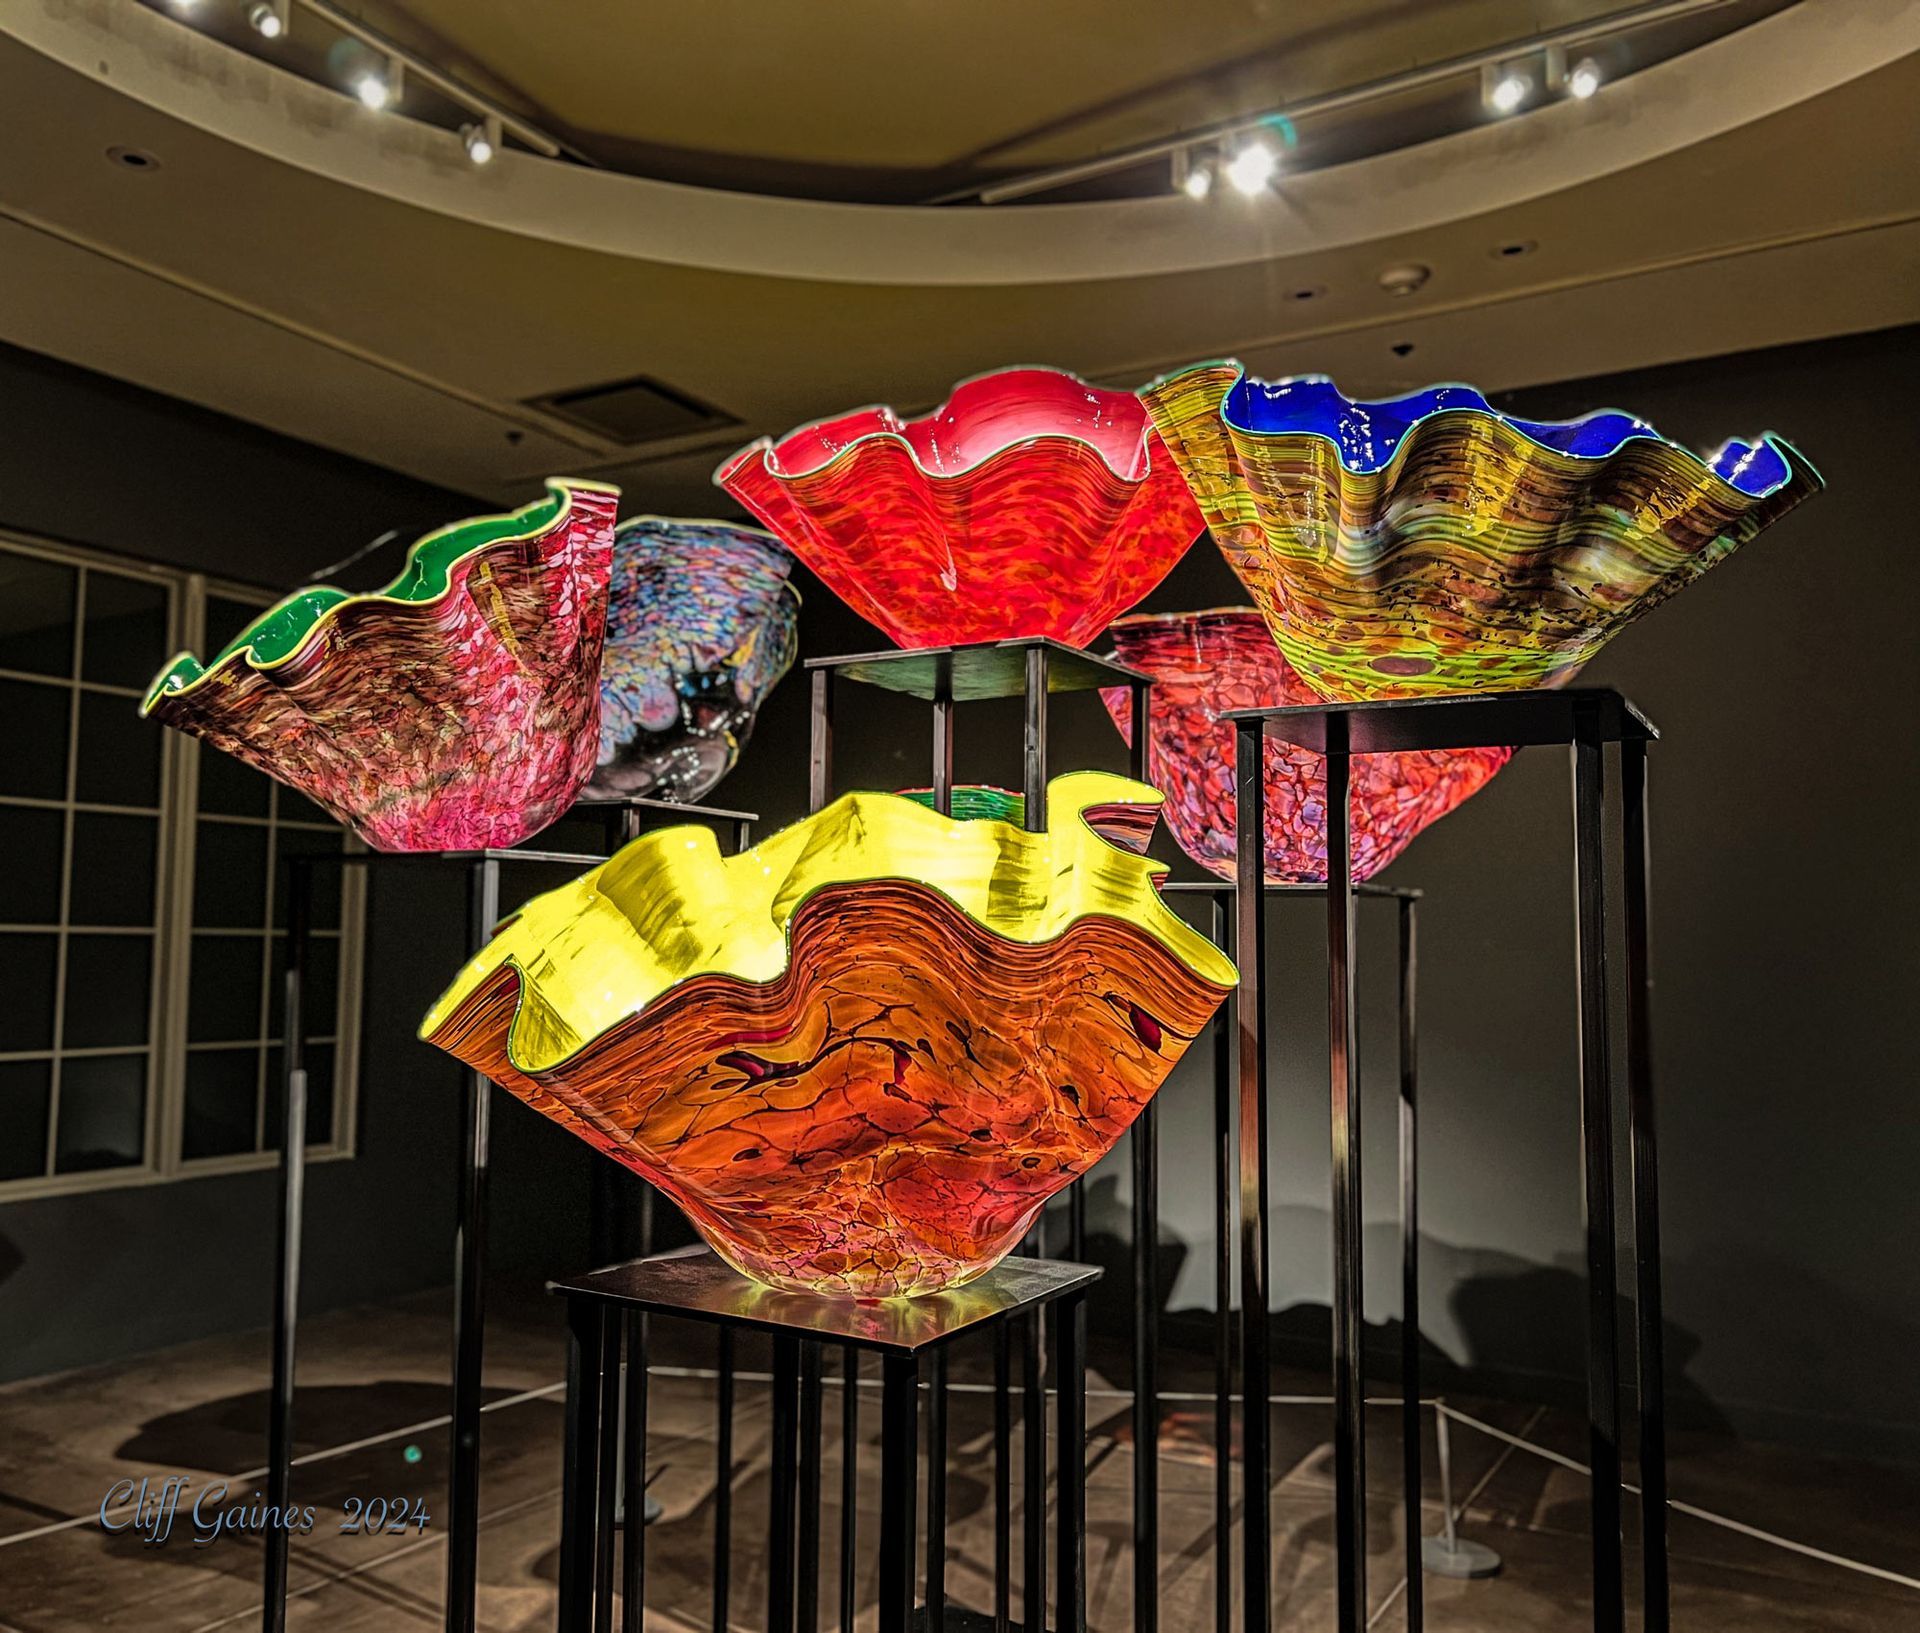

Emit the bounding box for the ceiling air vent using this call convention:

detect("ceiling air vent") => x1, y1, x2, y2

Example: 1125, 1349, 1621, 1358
528, 376, 737, 445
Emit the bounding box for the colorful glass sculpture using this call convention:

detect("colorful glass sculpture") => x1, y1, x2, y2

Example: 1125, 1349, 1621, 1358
143, 480, 618, 851
586, 517, 799, 803
1099, 610, 1510, 883
715, 367, 1204, 648
1138, 363, 1822, 700
420, 773, 1235, 1297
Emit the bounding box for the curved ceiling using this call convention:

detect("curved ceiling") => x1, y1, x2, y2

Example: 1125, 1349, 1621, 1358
0, 0, 1915, 532
229, 0, 1790, 201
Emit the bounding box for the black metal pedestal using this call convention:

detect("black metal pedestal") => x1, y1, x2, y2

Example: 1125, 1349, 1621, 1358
1160, 878, 1420, 1633
805, 636, 1150, 1630
1226, 687, 1669, 1633
264, 799, 755, 1633
551, 1248, 1099, 1633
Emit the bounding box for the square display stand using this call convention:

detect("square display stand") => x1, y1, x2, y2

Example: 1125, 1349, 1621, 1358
550, 1246, 1101, 1633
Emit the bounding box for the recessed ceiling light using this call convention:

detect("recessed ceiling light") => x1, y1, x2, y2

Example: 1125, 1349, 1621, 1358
1377, 263, 1431, 297
106, 146, 161, 172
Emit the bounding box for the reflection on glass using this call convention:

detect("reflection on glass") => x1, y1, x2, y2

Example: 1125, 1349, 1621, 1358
81, 573, 169, 690
68, 812, 159, 927
188, 934, 265, 1044
54, 1053, 147, 1173
61, 935, 152, 1051
0, 1061, 52, 1181
0, 934, 57, 1052
76, 690, 163, 808
182, 1049, 259, 1160
0, 806, 63, 923
193, 822, 269, 929
0, 679, 68, 801
0, 553, 75, 677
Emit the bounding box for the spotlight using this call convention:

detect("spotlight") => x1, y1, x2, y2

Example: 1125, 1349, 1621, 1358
246, 1, 287, 40
1487, 70, 1531, 114
461, 118, 499, 166
1567, 57, 1603, 100
354, 65, 395, 110
165, 0, 200, 11
1174, 149, 1213, 200
1225, 141, 1277, 196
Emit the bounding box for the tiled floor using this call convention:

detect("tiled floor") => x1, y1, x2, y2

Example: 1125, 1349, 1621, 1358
1, 1286, 1916, 1631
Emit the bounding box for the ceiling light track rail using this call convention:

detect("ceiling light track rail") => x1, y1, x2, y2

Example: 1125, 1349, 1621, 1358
946, 0, 1756, 205
175, 0, 584, 164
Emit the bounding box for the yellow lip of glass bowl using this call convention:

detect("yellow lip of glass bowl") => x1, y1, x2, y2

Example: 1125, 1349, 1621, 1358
419, 770, 1237, 1075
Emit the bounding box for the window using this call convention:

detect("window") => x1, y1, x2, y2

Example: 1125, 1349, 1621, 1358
0, 534, 363, 1198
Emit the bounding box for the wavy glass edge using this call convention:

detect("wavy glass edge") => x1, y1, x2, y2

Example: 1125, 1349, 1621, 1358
1141, 359, 1818, 499
419, 770, 1237, 1077
140, 478, 621, 713
713, 364, 1169, 491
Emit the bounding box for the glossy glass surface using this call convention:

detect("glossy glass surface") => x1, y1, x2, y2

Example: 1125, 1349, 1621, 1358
422, 772, 1235, 1297
715, 367, 1203, 648
1139, 362, 1822, 700
1100, 610, 1510, 883
586, 517, 798, 803
143, 481, 619, 851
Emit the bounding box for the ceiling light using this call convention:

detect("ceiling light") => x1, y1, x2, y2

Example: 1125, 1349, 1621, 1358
1225, 141, 1277, 196
353, 61, 398, 110
1567, 57, 1603, 99
1487, 70, 1530, 114
1171, 148, 1213, 201
246, 1, 287, 40
461, 119, 498, 165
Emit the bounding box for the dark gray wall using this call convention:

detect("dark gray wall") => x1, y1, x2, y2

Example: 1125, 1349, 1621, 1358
2, 325, 1914, 1463
0, 340, 599, 1381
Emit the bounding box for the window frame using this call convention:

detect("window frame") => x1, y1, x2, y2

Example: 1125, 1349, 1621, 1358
0, 527, 364, 1202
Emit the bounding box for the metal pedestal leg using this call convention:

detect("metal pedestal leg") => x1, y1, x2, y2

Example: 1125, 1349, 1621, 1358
1233, 720, 1272, 1633
621, 1312, 647, 1632
800, 1343, 824, 1632
841, 1343, 859, 1633
715, 1328, 734, 1633
262, 857, 311, 1633
1622, 740, 1669, 1632
1209, 894, 1235, 1633
1399, 897, 1424, 1633
1572, 725, 1625, 1633
1057, 1296, 1088, 1633
879, 1354, 921, 1633
1326, 729, 1366, 1633
927, 1346, 949, 1631
558, 1298, 606, 1633
995, 1325, 1012, 1633
770, 1335, 802, 1633
447, 857, 500, 1633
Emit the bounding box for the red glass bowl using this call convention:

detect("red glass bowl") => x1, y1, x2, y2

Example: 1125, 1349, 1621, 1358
1099, 610, 1510, 883
714, 367, 1203, 648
